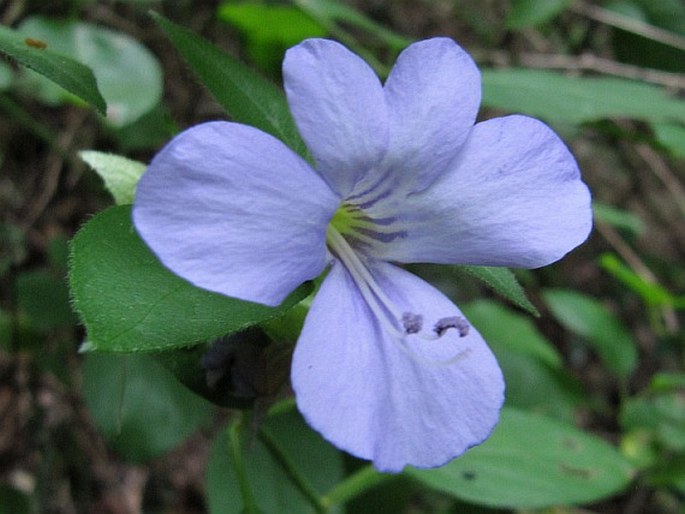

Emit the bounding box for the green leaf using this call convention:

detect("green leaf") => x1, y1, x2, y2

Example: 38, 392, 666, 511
109, 101, 177, 152
593, 201, 645, 236
464, 300, 560, 368
506, 0, 571, 29
649, 456, 685, 495
69, 205, 313, 352
600, 253, 685, 309
218, 2, 326, 72
82, 352, 214, 462
542, 288, 638, 378
605, 0, 685, 73
650, 372, 685, 392
294, 0, 411, 51
219, 2, 325, 43
463, 300, 582, 421
460, 265, 539, 316
621, 392, 685, 452
152, 12, 308, 157
16, 17, 162, 126
79, 150, 146, 205
0, 309, 11, 351
17, 269, 77, 332
207, 410, 343, 514
0, 61, 12, 91
0, 23, 105, 114
482, 69, 685, 125
409, 407, 635, 509
653, 122, 685, 159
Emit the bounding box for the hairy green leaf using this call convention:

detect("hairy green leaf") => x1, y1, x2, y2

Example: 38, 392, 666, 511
69, 205, 312, 352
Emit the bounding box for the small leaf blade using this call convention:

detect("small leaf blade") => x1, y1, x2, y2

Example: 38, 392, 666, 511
542, 288, 638, 378
482, 69, 685, 125
0, 24, 106, 114
409, 407, 635, 509
79, 150, 146, 205
207, 410, 344, 514
506, 0, 571, 29
151, 12, 308, 157
460, 265, 539, 316
69, 205, 312, 352
82, 352, 214, 462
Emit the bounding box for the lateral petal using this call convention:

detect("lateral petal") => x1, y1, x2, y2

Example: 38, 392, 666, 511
368, 115, 592, 268
283, 39, 389, 197
133, 121, 339, 307
291, 260, 504, 472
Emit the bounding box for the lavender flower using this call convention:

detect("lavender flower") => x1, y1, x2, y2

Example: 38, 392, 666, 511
133, 38, 592, 472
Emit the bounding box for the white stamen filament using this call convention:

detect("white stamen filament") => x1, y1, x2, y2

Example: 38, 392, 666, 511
326, 225, 471, 366
326, 225, 407, 340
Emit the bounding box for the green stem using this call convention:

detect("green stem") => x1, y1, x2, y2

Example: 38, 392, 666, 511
228, 416, 262, 514
258, 426, 328, 514
322, 465, 394, 507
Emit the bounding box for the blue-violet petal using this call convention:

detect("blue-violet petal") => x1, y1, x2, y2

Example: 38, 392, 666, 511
368, 115, 592, 268
284, 38, 389, 197
357, 37, 481, 197
133, 121, 339, 307
291, 259, 504, 473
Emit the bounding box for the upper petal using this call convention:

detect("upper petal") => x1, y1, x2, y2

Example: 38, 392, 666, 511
367, 115, 592, 268
283, 39, 389, 197
291, 260, 504, 472
133, 121, 339, 307
370, 38, 481, 195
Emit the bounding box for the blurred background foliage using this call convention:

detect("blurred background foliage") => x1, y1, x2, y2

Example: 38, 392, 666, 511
0, 0, 684, 512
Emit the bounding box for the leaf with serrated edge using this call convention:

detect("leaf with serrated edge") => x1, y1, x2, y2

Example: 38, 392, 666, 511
152, 12, 308, 158
460, 265, 539, 316
69, 205, 312, 352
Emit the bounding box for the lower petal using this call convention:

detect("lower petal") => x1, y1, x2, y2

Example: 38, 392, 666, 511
291, 260, 504, 472
133, 122, 339, 307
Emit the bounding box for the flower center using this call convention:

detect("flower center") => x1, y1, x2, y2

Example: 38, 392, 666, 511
326, 209, 470, 364
329, 203, 357, 236
329, 202, 408, 249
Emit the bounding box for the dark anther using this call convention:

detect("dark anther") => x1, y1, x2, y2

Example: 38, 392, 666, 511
434, 316, 470, 337
401, 312, 423, 334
